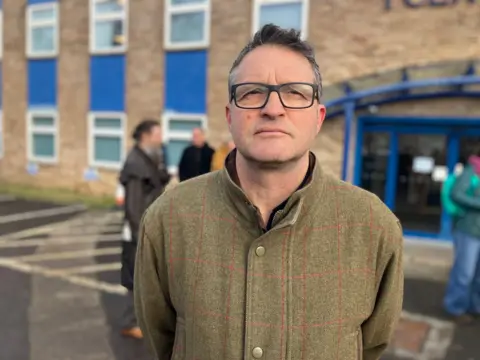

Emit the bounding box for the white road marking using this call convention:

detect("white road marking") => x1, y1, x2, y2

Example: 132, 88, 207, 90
0, 212, 87, 241
15, 247, 121, 262
0, 209, 121, 242
0, 194, 16, 202
0, 233, 121, 248
0, 223, 62, 241
51, 224, 122, 235
0, 204, 86, 224
0, 257, 126, 295
56, 262, 121, 275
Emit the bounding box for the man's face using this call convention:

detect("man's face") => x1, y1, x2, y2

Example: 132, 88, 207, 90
145, 125, 163, 148
192, 128, 205, 147
226, 45, 326, 166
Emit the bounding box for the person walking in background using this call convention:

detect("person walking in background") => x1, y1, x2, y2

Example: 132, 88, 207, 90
177, 127, 214, 181
118, 119, 171, 339
443, 153, 480, 324
134, 24, 403, 360
211, 134, 235, 171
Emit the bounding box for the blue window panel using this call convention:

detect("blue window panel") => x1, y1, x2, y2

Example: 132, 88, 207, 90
94, 136, 121, 162
165, 51, 207, 113
28, 59, 57, 107
32, 133, 55, 158
90, 55, 125, 112
28, 0, 56, 4
167, 139, 191, 167
259, 3, 303, 31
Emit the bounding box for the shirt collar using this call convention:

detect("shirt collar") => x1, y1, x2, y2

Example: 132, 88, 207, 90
219, 149, 326, 232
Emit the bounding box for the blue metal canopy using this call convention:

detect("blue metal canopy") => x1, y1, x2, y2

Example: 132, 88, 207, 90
320, 59, 480, 180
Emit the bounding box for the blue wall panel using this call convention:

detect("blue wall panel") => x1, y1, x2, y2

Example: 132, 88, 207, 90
165, 50, 207, 113
28, 0, 56, 4
28, 59, 57, 107
90, 55, 125, 112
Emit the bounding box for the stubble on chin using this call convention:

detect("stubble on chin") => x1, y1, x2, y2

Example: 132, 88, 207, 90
237, 148, 304, 171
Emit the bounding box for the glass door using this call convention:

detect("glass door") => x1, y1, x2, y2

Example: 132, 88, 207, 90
358, 128, 450, 237
459, 135, 480, 166
392, 133, 447, 235
359, 132, 390, 202
356, 117, 480, 241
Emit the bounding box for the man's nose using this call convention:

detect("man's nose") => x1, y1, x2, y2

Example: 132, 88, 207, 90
260, 91, 286, 118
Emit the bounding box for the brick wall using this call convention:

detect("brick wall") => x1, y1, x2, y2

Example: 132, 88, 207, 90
309, 0, 480, 86
1, 0, 27, 180
57, 0, 90, 193
207, 0, 252, 148
206, 0, 480, 175
0, 0, 93, 194
0, 0, 478, 196
125, 0, 165, 149
373, 97, 480, 117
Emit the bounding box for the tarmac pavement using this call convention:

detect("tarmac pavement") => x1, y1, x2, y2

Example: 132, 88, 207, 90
0, 195, 479, 360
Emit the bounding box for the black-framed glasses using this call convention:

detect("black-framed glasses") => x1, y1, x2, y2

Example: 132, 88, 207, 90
230, 82, 319, 109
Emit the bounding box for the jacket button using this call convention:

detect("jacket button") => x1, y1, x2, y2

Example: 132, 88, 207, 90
252, 347, 263, 358
255, 246, 266, 257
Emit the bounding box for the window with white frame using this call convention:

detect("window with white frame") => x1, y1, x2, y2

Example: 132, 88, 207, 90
253, 0, 308, 38
164, 0, 210, 50
27, 111, 58, 163
90, 0, 128, 53
162, 114, 206, 173
89, 113, 125, 169
26, 3, 58, 57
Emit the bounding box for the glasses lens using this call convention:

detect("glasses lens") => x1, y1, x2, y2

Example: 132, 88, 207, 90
233, 83, 315, 108
235, 84, 268, 108
234, 84, 269, 108
279, 83, 314, 108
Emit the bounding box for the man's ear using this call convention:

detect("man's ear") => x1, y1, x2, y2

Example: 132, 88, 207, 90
316, 104, 327, 134
226, 104, 232, 130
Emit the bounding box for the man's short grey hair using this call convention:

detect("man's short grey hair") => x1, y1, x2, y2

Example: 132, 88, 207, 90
228, 23, 323, 100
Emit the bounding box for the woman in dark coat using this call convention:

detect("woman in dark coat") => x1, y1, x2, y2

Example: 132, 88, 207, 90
118, 119, 171, 339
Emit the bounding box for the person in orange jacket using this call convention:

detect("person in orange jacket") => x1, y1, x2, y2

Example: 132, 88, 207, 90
211, 135, 235, 171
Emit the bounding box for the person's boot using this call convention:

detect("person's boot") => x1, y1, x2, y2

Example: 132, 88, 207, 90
121, 326, 143, 339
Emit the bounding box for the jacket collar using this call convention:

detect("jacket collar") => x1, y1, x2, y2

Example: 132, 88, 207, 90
219, 150, 327, 233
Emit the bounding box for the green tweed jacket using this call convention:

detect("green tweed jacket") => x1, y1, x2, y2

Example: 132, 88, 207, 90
134, 153, 404, 360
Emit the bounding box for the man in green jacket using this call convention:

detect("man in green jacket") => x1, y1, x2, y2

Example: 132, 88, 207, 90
134, 24, 404, 360
444, 155, 480, 324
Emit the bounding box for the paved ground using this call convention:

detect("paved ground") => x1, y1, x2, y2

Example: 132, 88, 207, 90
0, 195, 479, 360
